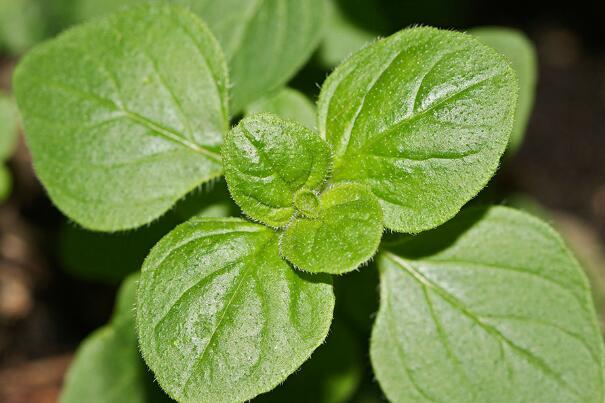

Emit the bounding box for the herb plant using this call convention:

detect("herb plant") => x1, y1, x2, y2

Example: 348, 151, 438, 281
12, 3, 605, 402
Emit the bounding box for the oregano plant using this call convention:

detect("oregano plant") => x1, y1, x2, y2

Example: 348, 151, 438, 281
12, 3, 605, 402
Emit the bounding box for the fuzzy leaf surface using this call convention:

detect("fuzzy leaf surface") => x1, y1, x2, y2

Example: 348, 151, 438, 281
318, 27, 517, 233
371, 206, 605, 403
14, 4, 229, 231
223, 113, 331, 227
246, 88, 317, 129
472, 27, 537, 153
280, 183, 383, 274
137, 217, 334, 402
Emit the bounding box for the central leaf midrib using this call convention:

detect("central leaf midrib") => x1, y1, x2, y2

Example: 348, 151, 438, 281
332, 68, 504, 177
181, 232, 277, 394
34, 78, 222, 162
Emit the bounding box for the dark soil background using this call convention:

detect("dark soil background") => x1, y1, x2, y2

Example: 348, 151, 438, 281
1, 0, 604, 401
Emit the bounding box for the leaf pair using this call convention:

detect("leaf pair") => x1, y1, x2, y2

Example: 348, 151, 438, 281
223, 113, 383, 274
14, 1, 324, 231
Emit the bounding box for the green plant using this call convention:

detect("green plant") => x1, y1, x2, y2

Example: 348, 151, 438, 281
12, 3, 604, 403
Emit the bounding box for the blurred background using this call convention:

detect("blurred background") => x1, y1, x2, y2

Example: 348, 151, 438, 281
1, 0, 604, 402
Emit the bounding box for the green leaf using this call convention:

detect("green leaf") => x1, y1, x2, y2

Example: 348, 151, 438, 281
223, 113, 331, 227
472, 27, 537, 153
318, 27, 517, 233
71, 0, 148, 22
246, 88, 317, 130
14, 4, 229, 231
187, 0, 326, 112
0, 93, 19, 161
61, 320, 148, 403
137, 217, 334, 402
256, 320, 362, 403
371, 206, 605, 402
280, 183, 383, 274
61, 274, 171, 403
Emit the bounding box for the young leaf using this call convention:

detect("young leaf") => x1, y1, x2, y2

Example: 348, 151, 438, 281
137, 217, 334, 402
61, 274, 170, 403
246, 88, 317, 130
280, 183, 383, 274
371, 206, 605, 402
188, 0, 326, 112
223, 113, 331, 227
318, 27, 517, 233
13, 4, 229, 231
472, 27, 538, 153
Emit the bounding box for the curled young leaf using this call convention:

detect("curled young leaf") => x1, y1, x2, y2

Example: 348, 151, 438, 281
318, 27, 517, 233
223, 113, 331, 227
14, 4, 229, 231
137, 217, 334, 403
472, 27, 537, 153
371, 206, 605, 403
246, 87, 317, 130
280, 183, 383, 274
